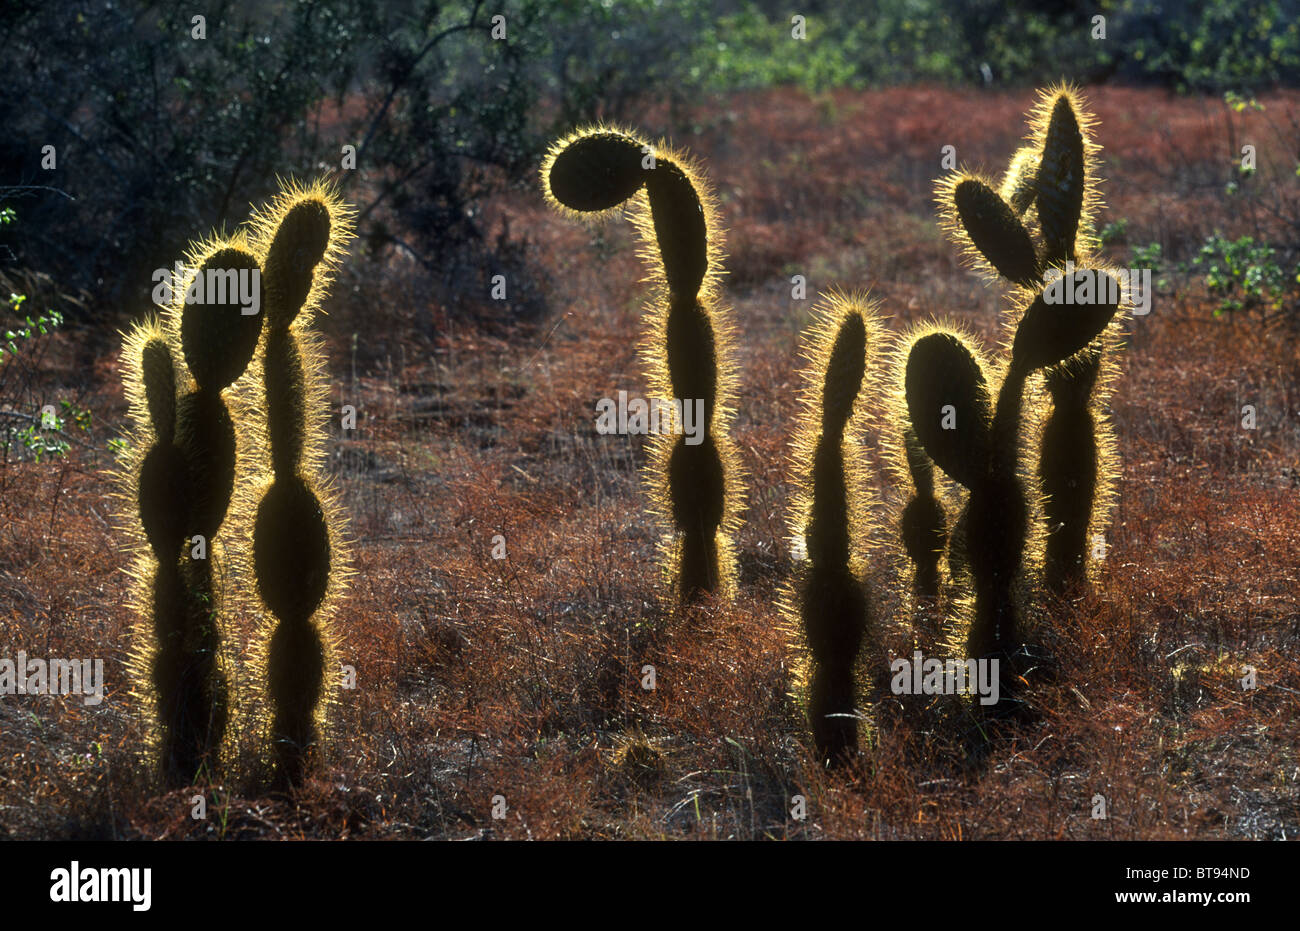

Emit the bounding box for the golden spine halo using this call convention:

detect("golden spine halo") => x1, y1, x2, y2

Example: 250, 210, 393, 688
116, 228, 268, 783
786, 290, 882, 572
542, 124, 742, 602
247, 176, 356, 329
1023, 82, 1105, 265
935, 170, 1039, 290
115, 178, 353, 787
779, 291, 881, 765
245, 178, 354, 785
880, 318, 994, 607
1001, 145, 1041, 216
1013, 86, 1123, 591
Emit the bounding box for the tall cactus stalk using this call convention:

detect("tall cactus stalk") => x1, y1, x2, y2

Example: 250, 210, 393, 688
542, 127, 743, 601
784, 295, 879, 766
1025, 86, 1123, 592
247, 181, 353, 785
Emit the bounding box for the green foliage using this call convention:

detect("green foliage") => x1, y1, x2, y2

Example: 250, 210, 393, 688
697, 7, 867, 91
1099, 218, 1129, 247
1, 292, 61, 359
11, 400, 89, 462
1132, 240, 1162, 273
1193, 233, 1295, 317
0, 276, 78, 463
0, 0, 720, 327
672, 1, 1300, 94
12, 422, 67, 462
1120, 1, 1300, 93
528, 0, 713, 127
2, 0, 362, 314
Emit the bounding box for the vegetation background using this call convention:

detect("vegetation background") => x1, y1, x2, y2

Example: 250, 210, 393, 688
1, 0, 1298, 838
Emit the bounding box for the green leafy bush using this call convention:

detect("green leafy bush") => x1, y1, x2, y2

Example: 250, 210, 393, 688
1193, 233, 1296, 316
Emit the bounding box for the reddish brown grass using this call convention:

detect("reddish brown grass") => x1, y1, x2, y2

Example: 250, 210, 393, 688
1, 85, 1298, 840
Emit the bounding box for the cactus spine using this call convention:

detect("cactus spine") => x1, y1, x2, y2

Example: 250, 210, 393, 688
121, 236, 264, 784
542, 127, 742, 601
785, 295, 879, 766
247, 181, 353, 785
903, 285, 1117, 667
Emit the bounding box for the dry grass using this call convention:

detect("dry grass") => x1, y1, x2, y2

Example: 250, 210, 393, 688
1, 85, 1298, 840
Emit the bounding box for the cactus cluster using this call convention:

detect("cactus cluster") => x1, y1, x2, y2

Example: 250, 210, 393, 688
541, 126, 743, 602
900, 292, 1118, 664
119, 180, 352, 786
530, 85, 1126, 764
896, 84, 1124, 667
538, 87, 1126, 763
1023, 88, 1123, 592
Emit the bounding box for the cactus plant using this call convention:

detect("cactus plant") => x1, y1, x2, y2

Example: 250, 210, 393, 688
784, 295, 879, 766
913, 86, 1124, 634
1025, 87, 1123, 591
119, 180, 352, 787
902, 281, 1119, 671
1039, 342, 1119, 590
246, 180, 353, 785
1001, 145, 1041, 217
894, 420, 950, 601
120, 235, 264, 784
542, 127, 743, 601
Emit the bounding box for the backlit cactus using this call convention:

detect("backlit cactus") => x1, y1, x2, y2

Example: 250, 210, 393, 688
946, 86, 1122, 592
1039, 341, 1119, 590
885, 329, 958, 602
542, 127, 743, 601
903, 289, 1119, 667
120, 235, 264, 784
246, 181, 353, 785
911, 86, 1125, 670
1024, 87, 1122, 591
1001, 145, 1040, 217
941, 175, 1041, 287
783, 295, 879, 766
898, 428, 948, 599
119, 180, 351, 787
